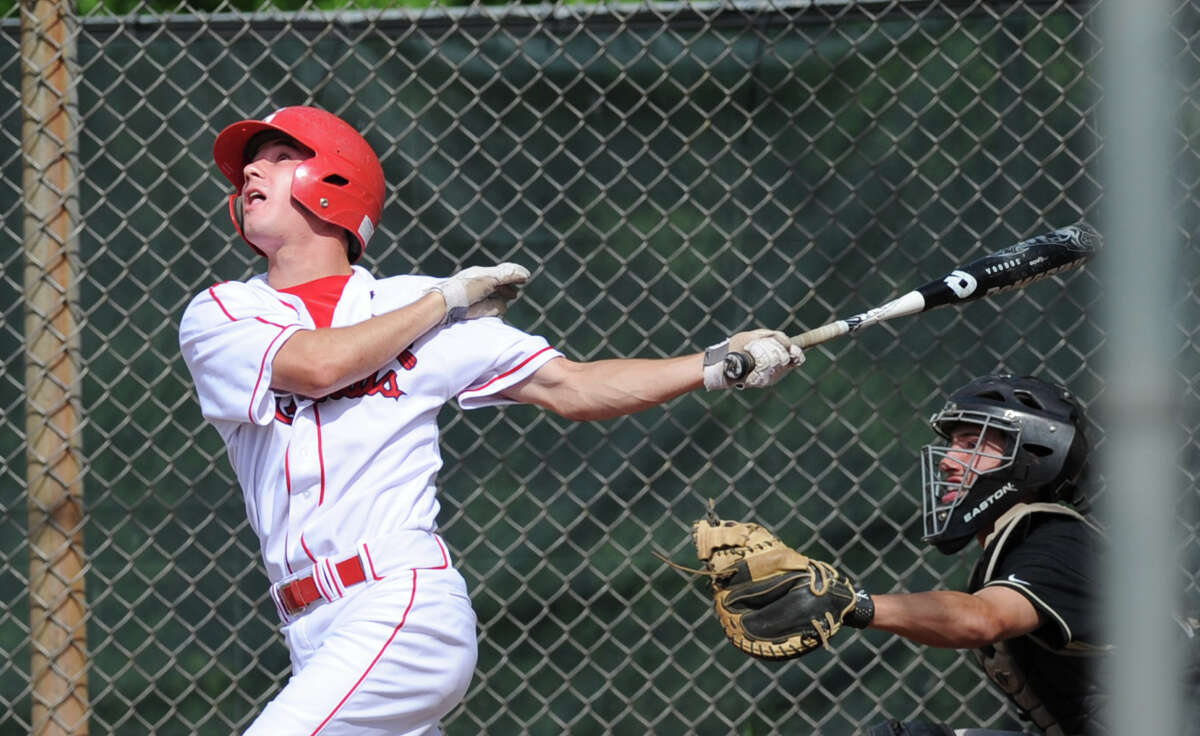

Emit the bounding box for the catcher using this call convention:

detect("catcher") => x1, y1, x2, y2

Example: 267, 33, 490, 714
678, 375, 1127, 735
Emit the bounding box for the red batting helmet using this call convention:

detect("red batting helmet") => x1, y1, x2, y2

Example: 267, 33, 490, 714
213, 106, 385, 261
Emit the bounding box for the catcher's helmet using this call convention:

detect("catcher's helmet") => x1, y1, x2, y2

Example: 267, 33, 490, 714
920, 375, 1089, 554
213, 106, 385, 262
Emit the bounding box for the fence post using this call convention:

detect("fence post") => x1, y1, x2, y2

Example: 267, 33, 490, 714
21, 0, 89, 734
1100, 0, 1183, 734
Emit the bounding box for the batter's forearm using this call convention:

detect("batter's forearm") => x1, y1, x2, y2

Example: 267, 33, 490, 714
570, 354, 705, 420
272, 292, 448, 397
506, 354, 705, 421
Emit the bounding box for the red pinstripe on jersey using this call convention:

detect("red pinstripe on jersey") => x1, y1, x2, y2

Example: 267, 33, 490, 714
313, 403, 327, 504
207, 282, 298, 323
430, 535, 450, 569
251, 327, 292, 424
459, 345, 556, 398
363, 543, 384, 581
208, 283, 237, 320
284, 530, 295, 576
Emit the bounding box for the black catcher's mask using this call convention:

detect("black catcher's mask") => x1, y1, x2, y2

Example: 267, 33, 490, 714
920, 375, 1089, 554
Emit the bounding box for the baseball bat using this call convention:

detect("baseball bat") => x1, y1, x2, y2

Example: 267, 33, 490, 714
723, 223, 1102, 382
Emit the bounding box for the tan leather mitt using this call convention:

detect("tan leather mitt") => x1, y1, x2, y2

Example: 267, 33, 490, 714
690, 513, 874, 660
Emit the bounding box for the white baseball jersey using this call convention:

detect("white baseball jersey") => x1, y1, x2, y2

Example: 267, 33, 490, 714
180, 264, 559, 583
179, 265, 561, 734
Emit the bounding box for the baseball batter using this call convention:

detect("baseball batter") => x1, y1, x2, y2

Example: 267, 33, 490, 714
178, 105, 805, 735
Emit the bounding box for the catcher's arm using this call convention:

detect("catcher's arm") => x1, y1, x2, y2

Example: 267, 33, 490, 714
869, 588, 1040, 648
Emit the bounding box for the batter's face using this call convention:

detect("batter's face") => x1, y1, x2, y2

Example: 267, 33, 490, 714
240, 138, 320, 254
937, 425, 1008, 502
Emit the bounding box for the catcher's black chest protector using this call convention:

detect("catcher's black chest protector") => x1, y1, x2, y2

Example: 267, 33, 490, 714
968, 503, 1111, 736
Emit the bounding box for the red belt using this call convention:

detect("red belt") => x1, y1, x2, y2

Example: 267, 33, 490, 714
277, 556, 367, 616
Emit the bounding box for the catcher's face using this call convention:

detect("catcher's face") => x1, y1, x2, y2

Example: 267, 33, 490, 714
919, 410, 1020, 545
938, 425, 1009, 501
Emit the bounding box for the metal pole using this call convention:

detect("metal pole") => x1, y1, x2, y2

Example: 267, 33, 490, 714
1100, 0, 1182, 735
20, 0, 88, 733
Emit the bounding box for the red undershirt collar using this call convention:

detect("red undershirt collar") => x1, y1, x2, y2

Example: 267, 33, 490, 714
278, 273, 353, 329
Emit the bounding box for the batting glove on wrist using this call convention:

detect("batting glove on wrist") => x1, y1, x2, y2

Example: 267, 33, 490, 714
702, 329, 805, 390
426, 263, 530, 325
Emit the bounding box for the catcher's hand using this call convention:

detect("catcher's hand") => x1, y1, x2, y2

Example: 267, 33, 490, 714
679, 507, 875, 660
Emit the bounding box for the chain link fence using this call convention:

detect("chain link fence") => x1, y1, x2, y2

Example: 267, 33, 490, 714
4, 0, 1199, 733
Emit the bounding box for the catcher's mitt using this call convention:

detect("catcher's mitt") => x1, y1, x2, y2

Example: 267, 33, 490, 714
675, 506, 875, 660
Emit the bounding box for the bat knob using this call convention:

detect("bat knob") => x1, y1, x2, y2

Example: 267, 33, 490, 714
722, 351, 754, 384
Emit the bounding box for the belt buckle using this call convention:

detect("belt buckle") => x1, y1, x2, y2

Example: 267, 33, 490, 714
269, 567, 319, 619
277, 579, 310, 615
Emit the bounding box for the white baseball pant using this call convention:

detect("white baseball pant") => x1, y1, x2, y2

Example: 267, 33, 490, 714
243, 565, 477, 736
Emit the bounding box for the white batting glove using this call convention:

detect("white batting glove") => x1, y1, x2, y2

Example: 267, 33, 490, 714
426, 263, 530, 324
702, 329, 805, 390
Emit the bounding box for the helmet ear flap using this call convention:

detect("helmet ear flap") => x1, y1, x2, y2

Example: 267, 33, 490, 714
230, 193, 244, 229
1053, 428, 1090, 503
226, 193, 265, 257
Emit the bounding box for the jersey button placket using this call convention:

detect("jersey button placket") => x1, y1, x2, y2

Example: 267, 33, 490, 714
285, 403, 322, 544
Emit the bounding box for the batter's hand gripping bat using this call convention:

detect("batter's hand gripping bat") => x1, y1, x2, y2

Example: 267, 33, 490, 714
723, 223, 1102, 382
